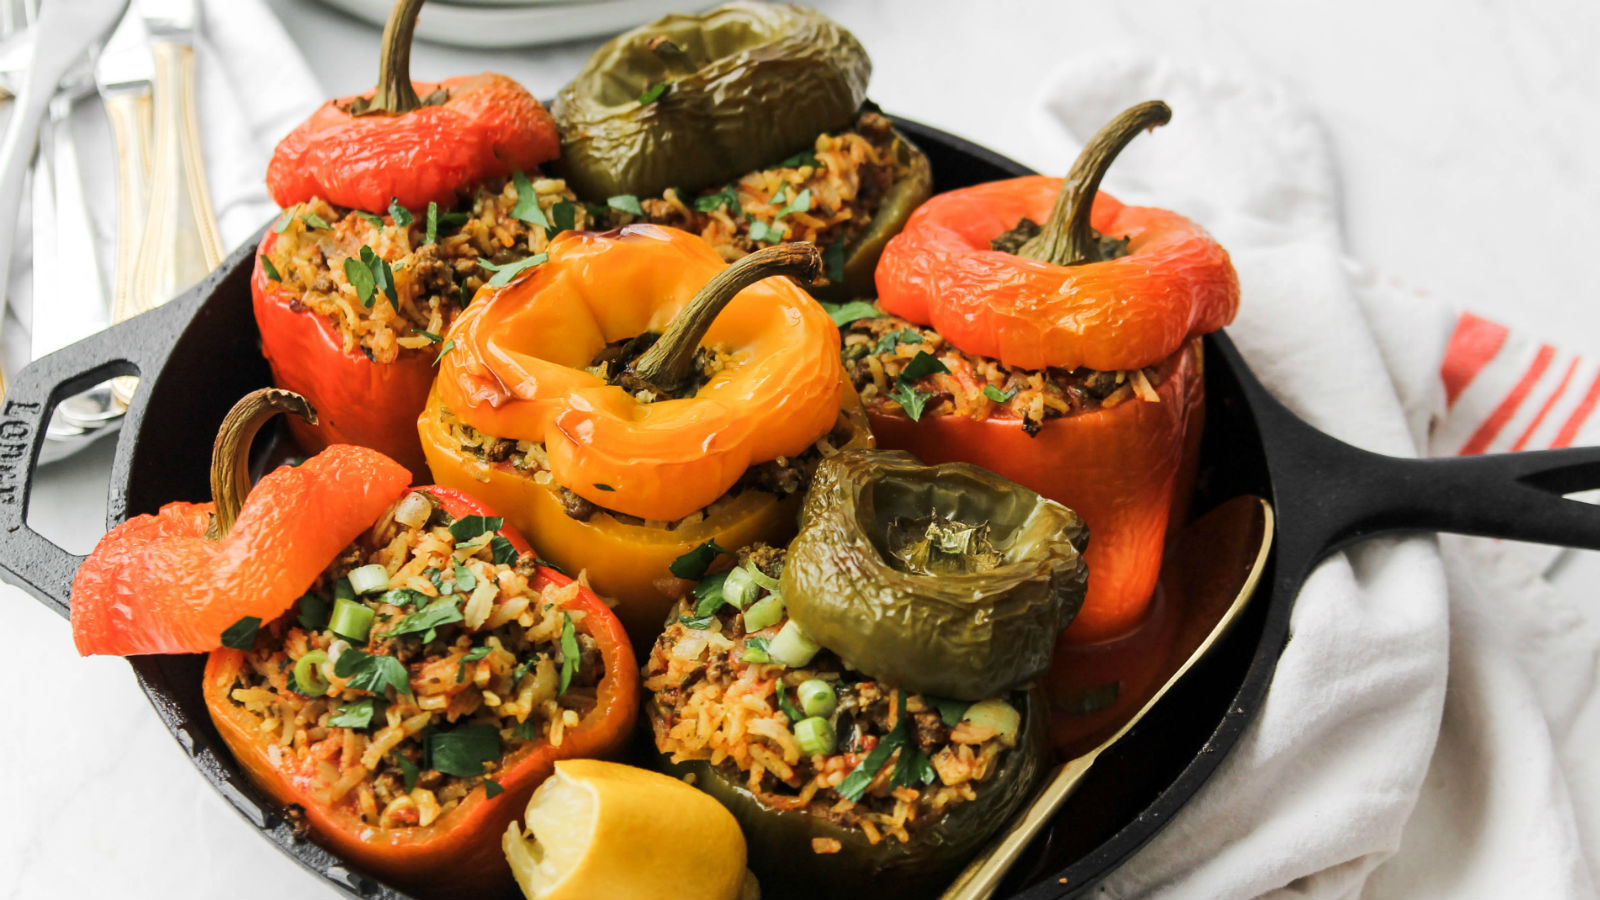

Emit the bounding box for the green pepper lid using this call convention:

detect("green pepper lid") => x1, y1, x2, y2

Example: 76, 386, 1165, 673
552, 1, 871, 199
781, 450, 1089, 701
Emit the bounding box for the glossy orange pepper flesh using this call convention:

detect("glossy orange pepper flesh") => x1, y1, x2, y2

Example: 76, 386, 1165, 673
252, 232, 434, 479
266, 74, 559, 214
432, 224, 843, 522
202, 486, 639, 899
70, 445, 411, 656
865, 340, 1203, 642
875, 177, 1238, 371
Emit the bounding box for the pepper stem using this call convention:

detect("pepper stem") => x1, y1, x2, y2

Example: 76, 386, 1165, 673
1016, 100, 1172, 266
361, 0, 426, 115
631, 243, 821, 394
207, 389, 319, 541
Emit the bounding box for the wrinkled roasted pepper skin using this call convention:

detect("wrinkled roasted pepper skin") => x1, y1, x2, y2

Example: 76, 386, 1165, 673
552, 2, 869, 200
420, 390, 873, 647
251, 233, 433, 480
202, 487, 638, 899
657, 689, 1049, 900
71, 444, 412, 656
876, 177, 1238, 372
868, 340, 1203, 643
782, 450, 1087, 701
267, 73, 560, 213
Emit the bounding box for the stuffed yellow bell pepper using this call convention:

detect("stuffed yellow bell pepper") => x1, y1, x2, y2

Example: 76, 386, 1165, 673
420, 225, 872, 646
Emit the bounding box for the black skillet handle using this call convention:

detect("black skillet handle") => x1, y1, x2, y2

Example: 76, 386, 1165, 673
0, 296, 196, 618
1214, 335, 1600, 567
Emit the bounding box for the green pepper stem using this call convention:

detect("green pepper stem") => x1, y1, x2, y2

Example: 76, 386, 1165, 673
363, 0, 426, 115
646, 34, 700, 79
631, 243, 821, 394
207, 389, 318, 541
1016, 100, 1172, 266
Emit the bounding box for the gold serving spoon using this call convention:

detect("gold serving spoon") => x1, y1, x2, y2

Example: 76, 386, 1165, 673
941, 495, 1274, 900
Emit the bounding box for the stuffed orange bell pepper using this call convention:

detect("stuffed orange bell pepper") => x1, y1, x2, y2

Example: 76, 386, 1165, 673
73, 389, 638, 897
860, 101, 1239, 645
421, 225, 872, 646
253, 0, 587, 478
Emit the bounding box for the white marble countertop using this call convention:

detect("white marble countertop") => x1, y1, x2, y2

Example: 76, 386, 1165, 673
5, 0, 1599, 897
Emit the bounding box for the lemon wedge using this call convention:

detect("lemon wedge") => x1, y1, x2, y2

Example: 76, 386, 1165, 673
502, 758, 750, 900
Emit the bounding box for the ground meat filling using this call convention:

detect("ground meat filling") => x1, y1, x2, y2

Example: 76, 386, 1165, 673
221, 491, 601, 830
263, 175, 595, 363
645, 546, 1023, 847
602, 111, 908, 288
843, 315, 1166, 434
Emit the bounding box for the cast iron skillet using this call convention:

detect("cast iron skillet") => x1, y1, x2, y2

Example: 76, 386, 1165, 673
3, 118, 1599, 899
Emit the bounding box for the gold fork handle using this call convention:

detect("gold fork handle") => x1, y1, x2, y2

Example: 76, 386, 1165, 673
106, 89, 153, 327
939, 755, 1100, 900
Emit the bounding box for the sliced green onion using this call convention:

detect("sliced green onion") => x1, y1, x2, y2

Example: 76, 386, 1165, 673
330, 597, 376, 642
293, 650, 330, 697
334, 577, 356, 603
742, 594, 785, 633
768, 619, 819, 668
741, 636, 771, 664
347, 564, 390, 595
961, 698, 1021, 746
793, 716, 836, 756
744, 563, 781, 591
722, 565, 759, 609
797, 679, 837, 718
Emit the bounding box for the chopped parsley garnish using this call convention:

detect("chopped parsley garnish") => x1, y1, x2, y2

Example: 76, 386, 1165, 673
548, 200, 576, 239
779, 150, 821, 169
821, 300, 880, 327
637, 81, 668, 104
344, 246, 397, 309
329, 698, 378, 729
343, 257, 374, 306
425, 201, 438, 245
873, 329, 923, 355
258, 254, 282, 283
899, 351, 950, 382
478, 252, 548, 288
490, 535, 519, 566
775, 687, 803, 723
385, 597, 464, 644
558, 614, 580, 695
433, 339, 454, 366
929, 697, 971, 727
512, 718, 542, 740
335, 649, 412, 696
456, 645, 492, 683
593, 483, 615, 492
484, 778, 505, 799
449, 515, 504, 544
776, 188, 812, 219
511, 171, 549, 227
892, 740, 937, 788
890, 382, 933, 422
381, 587, 429, 608
297, 592, 330, 630
607, 194, 645, 216
388, 198, 414, 227
770, 185, 788, 205
358, 211, 384, 228
220, 616, 261, 650
678, 614, 715, 630
746, 218, 784, 244
453, 561, 477, 593
983, 384, 1019, 403
823, 238, 846, 284
511, 658, 537, 685
837, 692, 931, 801
271, 206, 298, 233
395, 754, 420, 791
415, 329, 443, 343
691, 572, 730, 618
428, 724, 500, 778
741, 636, 772, 663
299, 211, 332, 231
671, 540, 728, 580
693, 186, 742, 216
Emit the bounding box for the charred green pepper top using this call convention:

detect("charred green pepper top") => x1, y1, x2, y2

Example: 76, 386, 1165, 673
553, 2, 869, 199
782, 450, 1089, 700
658, 689, 1050, 900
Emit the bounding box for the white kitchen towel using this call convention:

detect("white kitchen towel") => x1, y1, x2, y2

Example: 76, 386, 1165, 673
1029, 53, 1600, 899
0, 0, 320, 377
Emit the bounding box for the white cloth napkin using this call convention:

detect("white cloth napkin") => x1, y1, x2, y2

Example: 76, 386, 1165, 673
1029, 53, 1600, 898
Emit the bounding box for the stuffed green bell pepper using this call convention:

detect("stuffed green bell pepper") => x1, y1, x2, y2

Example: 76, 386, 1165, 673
644, 543, 1051, 900
783, 449, 1089, 701
552, 2, 933, 298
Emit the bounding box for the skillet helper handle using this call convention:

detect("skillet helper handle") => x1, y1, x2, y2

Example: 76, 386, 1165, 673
117, 38, 222, 407
0, 320, 163, 617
